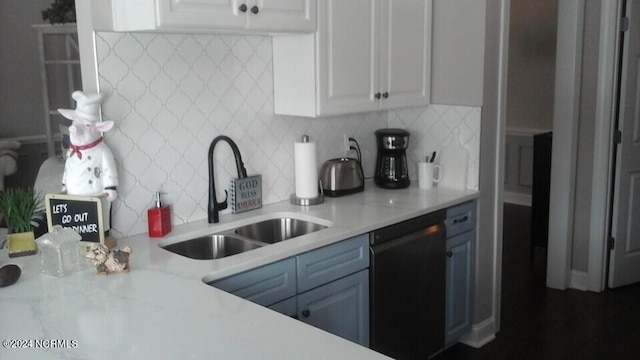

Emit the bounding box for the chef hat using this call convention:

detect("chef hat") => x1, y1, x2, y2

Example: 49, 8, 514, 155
58, 91, 105, 122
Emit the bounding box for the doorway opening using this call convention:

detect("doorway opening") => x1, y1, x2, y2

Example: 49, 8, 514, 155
502, 0, 558, 281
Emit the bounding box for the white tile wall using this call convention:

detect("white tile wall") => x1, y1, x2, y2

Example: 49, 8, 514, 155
389, 105, 481, 190
95, 32, 480, 237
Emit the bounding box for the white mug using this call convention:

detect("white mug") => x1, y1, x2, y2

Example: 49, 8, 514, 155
417, 162, 442, 189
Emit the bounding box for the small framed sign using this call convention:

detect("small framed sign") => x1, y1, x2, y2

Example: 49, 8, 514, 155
230, 175, 262, 214
45, 194, 105, 245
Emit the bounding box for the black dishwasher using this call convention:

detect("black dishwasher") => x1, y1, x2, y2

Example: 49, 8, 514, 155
370, 210, 446, 359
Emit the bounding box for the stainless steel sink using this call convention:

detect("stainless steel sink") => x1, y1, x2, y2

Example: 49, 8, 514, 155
161, 215, 330, 260
162, 234, 263, 260
234, 217, 328, 244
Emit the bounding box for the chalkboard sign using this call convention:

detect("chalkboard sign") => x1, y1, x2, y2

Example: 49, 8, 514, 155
45, 194, 105, 244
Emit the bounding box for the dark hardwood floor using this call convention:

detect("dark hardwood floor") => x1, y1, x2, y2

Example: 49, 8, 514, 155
434, 203, 640, 360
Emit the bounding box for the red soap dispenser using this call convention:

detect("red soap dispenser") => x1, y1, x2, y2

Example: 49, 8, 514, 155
148, 192, 171, 238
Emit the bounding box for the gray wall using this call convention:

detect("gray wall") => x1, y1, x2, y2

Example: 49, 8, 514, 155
431, 0, 485, 106
506, 0, 558, 131
0, 0, 51, 138
503, 0, 557, 204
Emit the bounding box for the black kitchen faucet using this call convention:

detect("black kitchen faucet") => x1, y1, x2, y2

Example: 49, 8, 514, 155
207, 135, 247, 223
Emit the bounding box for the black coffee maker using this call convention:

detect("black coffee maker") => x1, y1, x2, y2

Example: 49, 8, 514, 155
374, 129, 410, 189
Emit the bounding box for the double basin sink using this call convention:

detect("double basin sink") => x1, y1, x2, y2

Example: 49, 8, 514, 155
162, 215, 330, 260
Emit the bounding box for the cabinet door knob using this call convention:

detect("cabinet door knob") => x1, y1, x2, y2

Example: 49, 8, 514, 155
251, 5, 259, 14
375, 92, 382, 99
447, 251, 453, 258
301, 309, 311, 318
382, 92, 389, 99
239, 4, 248, 12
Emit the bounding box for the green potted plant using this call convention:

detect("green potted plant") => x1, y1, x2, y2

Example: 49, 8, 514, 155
42, 0, 76, 24
0, 188, 43, 258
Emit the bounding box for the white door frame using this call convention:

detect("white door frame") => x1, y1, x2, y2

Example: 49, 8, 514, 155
546, 0, 585, 290
547, 0, 621, 291
588, 0, 621, 292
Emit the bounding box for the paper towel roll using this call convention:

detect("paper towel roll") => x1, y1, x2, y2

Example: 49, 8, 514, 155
294, 140, 319, 199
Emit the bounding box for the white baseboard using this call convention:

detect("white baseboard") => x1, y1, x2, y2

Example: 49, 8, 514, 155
503, 191, 532, 206
570, 270, 589, 291
459, 317, 496, 348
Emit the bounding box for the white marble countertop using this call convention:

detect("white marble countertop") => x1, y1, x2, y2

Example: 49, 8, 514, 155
0, 182, 478, 359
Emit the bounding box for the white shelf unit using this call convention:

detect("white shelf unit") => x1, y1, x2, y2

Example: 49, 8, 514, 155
33, 23, 81, 157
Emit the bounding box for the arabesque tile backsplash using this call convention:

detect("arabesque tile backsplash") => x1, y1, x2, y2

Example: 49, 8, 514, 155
95, 32, 480, 237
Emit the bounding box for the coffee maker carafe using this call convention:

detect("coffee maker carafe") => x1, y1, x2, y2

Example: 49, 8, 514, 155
374, 129, 410, 189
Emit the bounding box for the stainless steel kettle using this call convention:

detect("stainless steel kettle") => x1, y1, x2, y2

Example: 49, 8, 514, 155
319, 157, 365, 197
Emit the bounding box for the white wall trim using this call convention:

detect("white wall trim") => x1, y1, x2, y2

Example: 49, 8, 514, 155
587, 0, 622, 293
547, 0, 585, 290
476, 0, 509, 338
503, 191, 531, 206
459, 317, 497, 348
505, 127, 553, 137
493, 1, 509, 334
570, 270, 590, 291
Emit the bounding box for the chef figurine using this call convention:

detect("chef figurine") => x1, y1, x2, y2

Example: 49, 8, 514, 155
58, 91, 118, 240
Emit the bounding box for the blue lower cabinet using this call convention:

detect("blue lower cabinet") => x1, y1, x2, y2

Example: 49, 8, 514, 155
208, 235, 370, 346
445, 230, 475, 344
297, 270, 370, 347
268, 296, 297, 317
297, 234, 369, 292
209, 258, 296, 307
445, 200, 476, 345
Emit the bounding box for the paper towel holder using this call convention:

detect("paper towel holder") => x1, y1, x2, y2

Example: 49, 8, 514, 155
291, 134, 324, 206
290, 180, 325, 206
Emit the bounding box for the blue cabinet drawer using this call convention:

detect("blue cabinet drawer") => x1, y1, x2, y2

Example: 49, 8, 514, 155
445, 201, 476, 238
297, 234, 369, 293
209, 258, 296, 307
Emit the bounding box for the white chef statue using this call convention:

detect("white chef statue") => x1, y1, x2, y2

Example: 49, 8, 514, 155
58, 91, 118, 233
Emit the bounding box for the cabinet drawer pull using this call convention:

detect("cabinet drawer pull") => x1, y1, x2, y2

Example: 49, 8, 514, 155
301, 309, 311, 318
239, 4, 247, 12
251, 5, 259, 14
447, 251, 453, 258
453, 215, 469, 224
375, 92, 381, 99
382, 92, 389, 99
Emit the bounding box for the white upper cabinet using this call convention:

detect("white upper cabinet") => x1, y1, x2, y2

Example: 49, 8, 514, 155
157, 0, 247, 30
273, 0, 431, 117
91, 0, 316, 33
248, 0, 316, 32
379, 0, 431, 110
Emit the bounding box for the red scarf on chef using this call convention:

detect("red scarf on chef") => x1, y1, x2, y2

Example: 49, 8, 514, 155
69, 138, 103, 160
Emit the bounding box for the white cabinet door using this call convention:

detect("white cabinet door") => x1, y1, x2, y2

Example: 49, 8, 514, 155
94, 0, 316, 33
316, 0, 379, 115
158, 0, 246, 29
272, 0, 431, 117
248, 0, 316, 32
378, 0, 431, 109
159, 0, 315, 31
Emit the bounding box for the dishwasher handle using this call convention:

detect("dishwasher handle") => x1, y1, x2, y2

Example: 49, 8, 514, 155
370, 210, 446, 245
